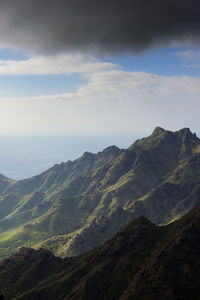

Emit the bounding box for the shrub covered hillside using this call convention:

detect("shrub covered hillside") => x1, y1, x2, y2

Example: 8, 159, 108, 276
0, 127, 200, 259
0, 206, 200, 299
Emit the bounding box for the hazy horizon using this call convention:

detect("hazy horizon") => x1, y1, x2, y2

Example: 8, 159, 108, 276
0, 134, 140, 180
1, 127, 199, 180
0, 1, 199, 179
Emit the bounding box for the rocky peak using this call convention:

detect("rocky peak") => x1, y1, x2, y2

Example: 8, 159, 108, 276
177, 127, 191, 135
82, 151, 95, 158
175, 128, 200, 142
152, 126, 166, 136
102, 145, 120, 153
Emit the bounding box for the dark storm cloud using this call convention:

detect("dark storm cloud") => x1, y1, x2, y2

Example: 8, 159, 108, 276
0, 0, 200, 54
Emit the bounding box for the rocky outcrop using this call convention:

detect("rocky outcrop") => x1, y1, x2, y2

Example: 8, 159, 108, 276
65, 205, 135, 256
0, 127, 200, 261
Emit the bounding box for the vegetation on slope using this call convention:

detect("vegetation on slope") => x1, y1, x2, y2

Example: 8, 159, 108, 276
0, 127, 200, 260
1, 206, 200, 299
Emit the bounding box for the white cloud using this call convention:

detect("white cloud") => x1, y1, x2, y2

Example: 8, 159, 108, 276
175, 49, 200, 61
0, 70, 200, 136
0, 54, 117, 75
174, 48, 200, 68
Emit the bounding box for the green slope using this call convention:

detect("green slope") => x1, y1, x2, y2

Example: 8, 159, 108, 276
0, 127, 200, 260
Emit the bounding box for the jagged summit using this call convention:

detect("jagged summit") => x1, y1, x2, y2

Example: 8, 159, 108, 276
175, 127, 193, 137
152, 126, 197, 138
0, 127, 200, 261
101, 145, 120, 153
152, 126, 166, 135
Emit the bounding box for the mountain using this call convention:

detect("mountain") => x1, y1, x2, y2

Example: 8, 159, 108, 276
1, 205, 200, 299
0, 127, 200, 260
0, 174, 15, 194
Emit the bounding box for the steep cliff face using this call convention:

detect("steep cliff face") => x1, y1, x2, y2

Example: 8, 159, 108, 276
1, 206, 200, 300
0, 127, 200, 260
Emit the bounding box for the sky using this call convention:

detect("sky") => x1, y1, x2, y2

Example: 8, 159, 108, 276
0, 0, 200, 179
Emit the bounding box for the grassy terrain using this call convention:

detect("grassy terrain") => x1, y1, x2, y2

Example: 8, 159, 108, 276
0, 127, 200, 260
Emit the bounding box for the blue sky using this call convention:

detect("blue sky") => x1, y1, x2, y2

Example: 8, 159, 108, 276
0, 0, 200, 179
0, 45, 199, 137
0, 44, 199, 179
1, 45, 200, 101
105, 47, 200, 77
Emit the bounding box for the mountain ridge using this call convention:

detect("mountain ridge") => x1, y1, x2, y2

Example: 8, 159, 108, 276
0, 127, 200, 260
1, 205, 200, 299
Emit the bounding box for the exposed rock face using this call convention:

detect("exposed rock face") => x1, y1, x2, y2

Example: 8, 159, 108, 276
65, 205, 135, 256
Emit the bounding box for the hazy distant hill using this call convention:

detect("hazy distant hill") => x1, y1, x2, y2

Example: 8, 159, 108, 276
1, 205, 200, 299
0, 127, 200, 259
